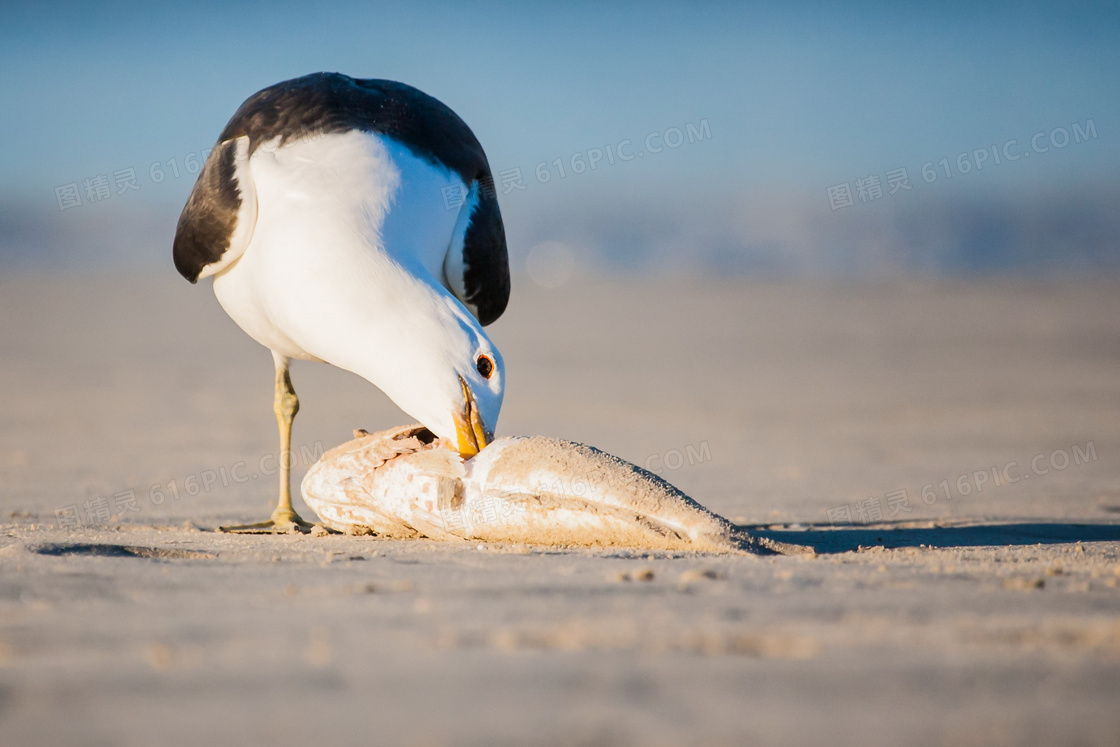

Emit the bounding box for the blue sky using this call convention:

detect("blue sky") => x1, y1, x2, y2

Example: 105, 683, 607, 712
2, 1, 1118, 273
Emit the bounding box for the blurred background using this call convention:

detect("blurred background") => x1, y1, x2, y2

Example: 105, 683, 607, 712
2, 0, 1118, 279
3, 9, 1120, 743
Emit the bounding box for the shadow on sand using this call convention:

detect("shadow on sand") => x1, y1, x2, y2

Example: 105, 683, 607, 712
744, 521, 1120, 555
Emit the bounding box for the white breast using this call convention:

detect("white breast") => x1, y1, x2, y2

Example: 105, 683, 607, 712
211, 130, 468, 364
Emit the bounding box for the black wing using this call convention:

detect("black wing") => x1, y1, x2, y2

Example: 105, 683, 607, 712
172, 136, 255, 283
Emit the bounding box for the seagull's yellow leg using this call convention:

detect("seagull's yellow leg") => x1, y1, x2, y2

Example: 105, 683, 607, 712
220, 356, 313, 534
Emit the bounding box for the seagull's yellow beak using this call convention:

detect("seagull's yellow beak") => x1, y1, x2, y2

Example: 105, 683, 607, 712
453, 375, 492, 458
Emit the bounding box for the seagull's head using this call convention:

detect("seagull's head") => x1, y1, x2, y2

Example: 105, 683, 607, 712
369, 293, 504, 459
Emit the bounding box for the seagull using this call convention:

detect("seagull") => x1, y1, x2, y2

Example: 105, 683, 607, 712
173, 73, 510, 532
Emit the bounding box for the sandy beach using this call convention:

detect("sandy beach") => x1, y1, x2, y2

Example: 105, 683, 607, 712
1, 272, 1118, 746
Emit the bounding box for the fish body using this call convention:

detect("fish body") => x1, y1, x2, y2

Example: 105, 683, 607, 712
301, 425, 760, 553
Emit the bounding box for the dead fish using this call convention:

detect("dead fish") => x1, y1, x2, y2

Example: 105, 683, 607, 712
301, 425, 776, 554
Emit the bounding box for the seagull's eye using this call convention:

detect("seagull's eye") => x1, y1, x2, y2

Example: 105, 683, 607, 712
476, 354, 494, 379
